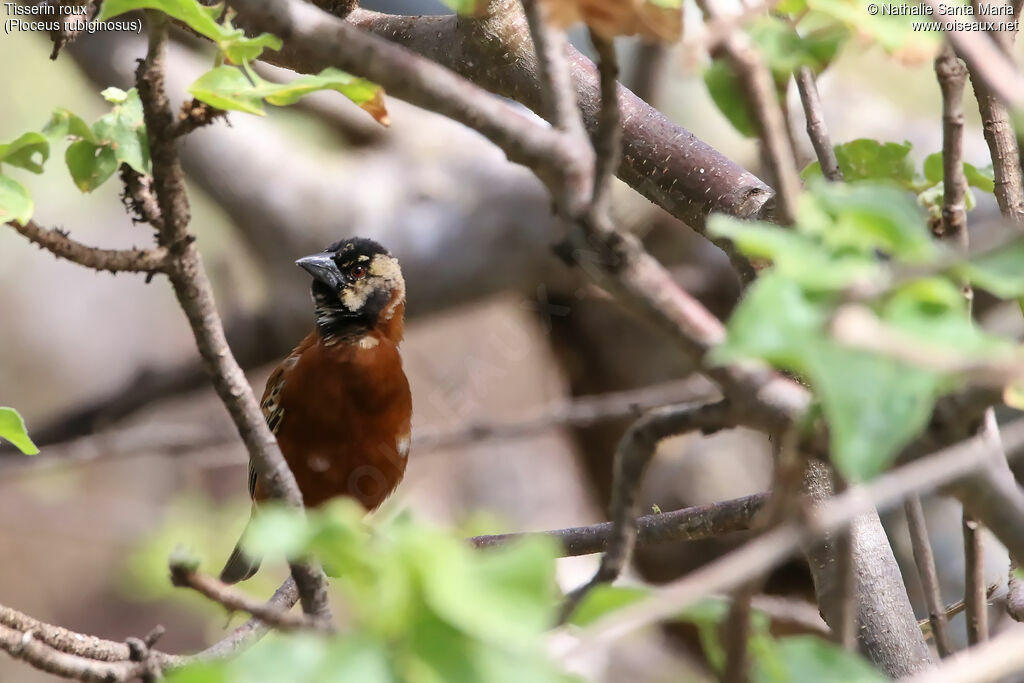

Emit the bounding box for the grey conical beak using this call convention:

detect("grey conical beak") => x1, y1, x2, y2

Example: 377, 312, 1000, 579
296, 253, 343, 291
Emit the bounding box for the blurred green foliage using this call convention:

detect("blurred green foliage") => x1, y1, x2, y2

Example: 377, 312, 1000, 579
0, 407, 38, 454
710, 178, 1018, 481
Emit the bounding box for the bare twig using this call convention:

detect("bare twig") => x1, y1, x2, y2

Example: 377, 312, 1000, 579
904, 495, 955, 656
589, 30, 621, 213
722, 582, 756, 683
6, 219, 170, 274
963, 511, 989, 644
935, 44, 969, 244
231, 0, 585, 210
519, 0, 585, 142
626, 40, 667, 106
167, 98, 227, 138
415, 377, 719, 450
471, 492, 766, 556
135, 11, 330, 619
560, 401, 734, 619
919, 581, 999, 636
922, 0, 1024, 109
561, 417, 1024, 659
697, 0, 801, 225
0, 625, 142, 683
794, 67, 841, 182
169, 563, 328, 633
903, 624, 1024, 683
967, 0, 1024, 225
0, 577, 299, 678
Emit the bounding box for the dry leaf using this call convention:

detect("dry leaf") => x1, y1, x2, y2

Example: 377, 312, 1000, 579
362, 89, 391, 127
543, 0, 683, 42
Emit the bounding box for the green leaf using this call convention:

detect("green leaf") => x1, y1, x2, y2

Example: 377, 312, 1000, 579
222, 32, 284, 65
242, 504, 312, 559
708, 216, 880, 290
0, 174, 33, 225
0, 131, 49, 173
961, 239, 1024, 298
65, 140, 119, 192
101, 86, 129, 104
832, 139, 916, 186
97, 0, 282, 63
804, 342, 940, 481
0, 407, 39, 455
882, 278, 1010, 356
712, 273, 829, 371
965, 162, 995, 193
42, 109, 97, 143
749, 15, 848, 78
91, 88, 151, 174
262, 68, 381, 109
416, 532, 557, 646
923, 151, 943, 185
754, 636, 886, 683
189, 66, 387, 123
801, 181, 935, 262
569, 585, 649, 627
438, 0, 488, 15
805, 0, 940, 58
704, 59, 758, 138
188, 66, 266, 115
923, 152, 994, 195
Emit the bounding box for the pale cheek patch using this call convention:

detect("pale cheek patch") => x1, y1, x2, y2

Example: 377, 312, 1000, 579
340, 281, 372, 312
358, 335, 379, 349
370, 255, 406, 321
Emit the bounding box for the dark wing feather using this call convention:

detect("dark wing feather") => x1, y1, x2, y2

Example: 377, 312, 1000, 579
249, 354, 296, 499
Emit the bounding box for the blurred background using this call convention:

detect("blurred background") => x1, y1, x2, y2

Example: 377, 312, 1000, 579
2, 2, 1023, 680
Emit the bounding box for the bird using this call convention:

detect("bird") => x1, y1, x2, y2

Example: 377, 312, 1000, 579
219, 237, 413, 584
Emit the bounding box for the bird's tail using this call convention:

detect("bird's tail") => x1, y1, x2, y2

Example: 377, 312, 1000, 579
219, 513, 262, 585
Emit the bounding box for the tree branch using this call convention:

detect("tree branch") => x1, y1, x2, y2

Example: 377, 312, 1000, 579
935, 43, 969, 244
966, 0, 1024, 225
302, 7, 776, 232
472, 493, 765, 556
6, 219, 170, 274
169, 563, 327, 633
134, 11, 330, 619
563, 417, 1024, 663
923, 0, 1024, 109
697, 0, 801, 225
904, 494, 955, 656
794, 67, 842, 182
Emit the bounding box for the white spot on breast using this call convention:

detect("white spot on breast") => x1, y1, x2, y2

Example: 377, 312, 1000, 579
308, 455, 331, 472
358, 335, 380, 349
396, 433, 411, 459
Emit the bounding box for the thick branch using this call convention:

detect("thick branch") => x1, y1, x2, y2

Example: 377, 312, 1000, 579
279, 7, 775, 232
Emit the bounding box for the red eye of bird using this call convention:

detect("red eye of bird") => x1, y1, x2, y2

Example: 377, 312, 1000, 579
350, 265, 367, 279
